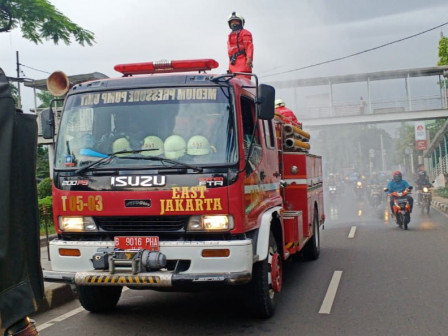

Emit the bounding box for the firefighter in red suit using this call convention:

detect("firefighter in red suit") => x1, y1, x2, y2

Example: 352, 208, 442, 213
227, 12, 253, 76
275, 99, 302, 128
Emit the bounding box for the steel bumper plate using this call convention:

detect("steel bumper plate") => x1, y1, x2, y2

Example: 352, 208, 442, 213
74, 271, 251, 287
75, 271, 171, 286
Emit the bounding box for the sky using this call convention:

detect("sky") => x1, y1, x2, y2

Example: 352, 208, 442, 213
1, 0, 448, 113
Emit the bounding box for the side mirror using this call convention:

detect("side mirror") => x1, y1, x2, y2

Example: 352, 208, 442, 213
257, 84, 275, 120
383, 188, 389, 192
408, 186, 413, 191
41, 107, 55, 139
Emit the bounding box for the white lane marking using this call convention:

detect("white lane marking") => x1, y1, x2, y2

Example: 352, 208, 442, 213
348, 226, 357, 238
37, 306, 84, 331
319, 270, 343, 314
37, 287, 129, 332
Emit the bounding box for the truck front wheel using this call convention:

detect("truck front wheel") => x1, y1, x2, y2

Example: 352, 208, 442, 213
77, 285, 122, 313
246, 231, 282, 318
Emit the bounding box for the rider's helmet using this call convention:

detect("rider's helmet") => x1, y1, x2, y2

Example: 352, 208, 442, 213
187, 135, 211, 156
141, 136, 164, 156
164, 135, 186, 159
227, 12, 245, 29
275, 99, 285, 108
393, 170, 402, 182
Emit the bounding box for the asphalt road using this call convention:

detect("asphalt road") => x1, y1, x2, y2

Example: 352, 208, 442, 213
34, 189, 448, 336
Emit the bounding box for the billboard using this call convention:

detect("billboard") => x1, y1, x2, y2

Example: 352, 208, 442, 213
415, 121, 427, 150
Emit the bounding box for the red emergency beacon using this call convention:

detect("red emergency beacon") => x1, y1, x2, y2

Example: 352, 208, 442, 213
114, 59, 219, 75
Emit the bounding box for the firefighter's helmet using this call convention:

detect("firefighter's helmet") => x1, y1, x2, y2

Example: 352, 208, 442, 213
142, 136, 164, 156
187, 135, 211, 156
227, 12, 245, 28
112, 137, 131, 156
275, 99, 285, 108
164, 135, 186, 159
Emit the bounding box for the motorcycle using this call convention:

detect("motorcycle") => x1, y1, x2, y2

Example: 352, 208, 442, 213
329, 185, 337, 200
384, 187, 413, 230
368, 184, 382, 208
354, 180, 364, 198
418, 186, 432, 215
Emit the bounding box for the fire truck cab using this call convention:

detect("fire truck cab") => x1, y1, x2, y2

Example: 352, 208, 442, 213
41, 59, 324, 318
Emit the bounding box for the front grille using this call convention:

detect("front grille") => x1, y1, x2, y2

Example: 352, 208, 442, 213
94, 216, 189, 233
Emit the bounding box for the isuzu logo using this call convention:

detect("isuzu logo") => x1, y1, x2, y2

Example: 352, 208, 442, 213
111, 176, 166, 187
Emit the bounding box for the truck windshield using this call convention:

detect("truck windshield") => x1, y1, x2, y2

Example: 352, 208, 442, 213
54, 87, 237, 170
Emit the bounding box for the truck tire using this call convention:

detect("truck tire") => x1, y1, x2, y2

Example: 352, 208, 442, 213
302, 211, 320, 261
77, 285, 122, 313
246, 231, 282, 318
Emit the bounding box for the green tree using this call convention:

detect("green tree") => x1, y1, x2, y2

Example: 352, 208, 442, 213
36, 90, 62, 108
0, 0, 95, 45
392, 123, 415, 169
313, 124, 392, 175
8, 82, 18, 105
426, 119, 447, 142
36, 145, 49, 179
438, 36, 448, 66
37, 176, 52, 198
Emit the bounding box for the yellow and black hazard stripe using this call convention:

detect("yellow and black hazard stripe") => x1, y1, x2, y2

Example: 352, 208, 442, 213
285, 241, 300, 250
84, 275, 160, 284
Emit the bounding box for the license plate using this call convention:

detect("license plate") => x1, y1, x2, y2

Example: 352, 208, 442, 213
114, 236, 159, 251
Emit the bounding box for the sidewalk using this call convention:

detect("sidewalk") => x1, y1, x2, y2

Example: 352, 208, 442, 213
431, 195, 448, 215
38, 236, 76, 314
37, 195, 448, 313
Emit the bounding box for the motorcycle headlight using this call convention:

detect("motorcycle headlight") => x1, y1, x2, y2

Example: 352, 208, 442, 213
59, 216, 97, 232
357, 181, 362, 187
187, 215, 234, 232
423, 187, 429, 193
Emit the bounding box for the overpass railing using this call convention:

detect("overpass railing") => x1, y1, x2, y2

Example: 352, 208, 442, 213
301, 95, 447, 120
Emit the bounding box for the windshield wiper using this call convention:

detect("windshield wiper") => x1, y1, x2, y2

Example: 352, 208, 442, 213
128, 149, 203, 172
75, 148, 203, 175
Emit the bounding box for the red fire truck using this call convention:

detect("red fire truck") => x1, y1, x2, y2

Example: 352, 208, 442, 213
41, 59, 325, 318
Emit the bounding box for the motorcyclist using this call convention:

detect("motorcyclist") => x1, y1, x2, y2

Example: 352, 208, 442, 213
387, 170, 413, 214
415, 169, 432, 204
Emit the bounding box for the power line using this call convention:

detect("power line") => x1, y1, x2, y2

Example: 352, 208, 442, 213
261, 20, 448, 78
19, 63, 51, 75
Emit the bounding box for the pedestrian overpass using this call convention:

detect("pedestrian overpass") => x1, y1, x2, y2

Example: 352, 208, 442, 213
268, 65, 448, 128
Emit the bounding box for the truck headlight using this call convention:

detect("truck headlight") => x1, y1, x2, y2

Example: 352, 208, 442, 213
59, 216, 97, 232
187, 215, 234, 232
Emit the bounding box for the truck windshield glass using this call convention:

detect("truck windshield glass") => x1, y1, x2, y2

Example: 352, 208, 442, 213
54, 87, 237, 170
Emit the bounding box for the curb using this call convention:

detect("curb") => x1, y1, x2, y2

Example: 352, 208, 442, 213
431, 199, 448, 214
38, 234, 77, 314
37, 283, 77, 314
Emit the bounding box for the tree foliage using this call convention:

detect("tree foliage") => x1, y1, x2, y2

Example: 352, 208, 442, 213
313, 124, 393, 175
438, 36, 448, 66
0, 0, 95, 45
37, 176, 52, 198
36, 145, 49, 180
36, 90, 62, 108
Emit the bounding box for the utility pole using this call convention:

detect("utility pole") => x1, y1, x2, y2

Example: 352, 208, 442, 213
16, 51, 22, 109
380, 133, 386, 171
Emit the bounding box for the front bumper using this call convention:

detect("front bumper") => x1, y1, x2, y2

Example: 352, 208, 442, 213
46, 238, 254, 288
